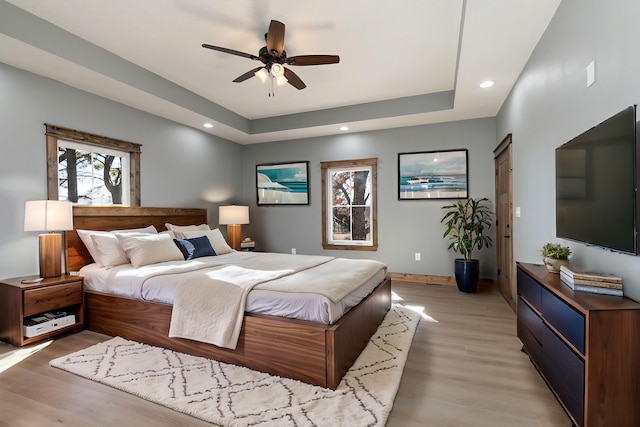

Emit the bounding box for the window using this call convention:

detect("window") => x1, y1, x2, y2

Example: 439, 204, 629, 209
46, 124, 141, 206
57, 140, 130, 205
321, 158, 378, 251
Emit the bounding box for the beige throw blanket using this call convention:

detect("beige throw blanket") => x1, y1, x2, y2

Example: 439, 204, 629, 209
168, 265, 292, 349
255, 258, 387, 302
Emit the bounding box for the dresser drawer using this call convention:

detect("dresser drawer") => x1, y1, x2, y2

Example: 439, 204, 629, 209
23, 281, 83, 316
541, 287, 585, 354
518, 297, 545, 343
518, 268, 541, 311
543, 325, 585, 426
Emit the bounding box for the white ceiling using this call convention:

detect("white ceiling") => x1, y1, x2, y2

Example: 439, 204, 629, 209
1, 0, 560, 144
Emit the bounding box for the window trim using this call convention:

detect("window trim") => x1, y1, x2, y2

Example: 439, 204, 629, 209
45, 124, 141, 206
321, 157, 378, 251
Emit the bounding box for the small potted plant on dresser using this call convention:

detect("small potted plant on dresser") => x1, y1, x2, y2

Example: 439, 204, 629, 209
541, 242, 571, 273
440, 197, 494, 293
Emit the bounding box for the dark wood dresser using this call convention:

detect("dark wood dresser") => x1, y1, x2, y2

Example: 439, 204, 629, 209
517, 262, 640, 427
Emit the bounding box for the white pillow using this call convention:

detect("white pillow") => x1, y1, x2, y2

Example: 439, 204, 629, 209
182, 228, 234, 255
90, 233, 130, 268
165, 223, 210, 239
77, 229, 110, 266
160, 229, 177, 239
117, 233, 184, 268
112, 225, 158, 234
77, 226, 158, 266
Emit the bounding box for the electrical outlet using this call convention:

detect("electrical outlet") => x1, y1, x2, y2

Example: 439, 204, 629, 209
291, 248, 297, 255
415, 252, 421, 261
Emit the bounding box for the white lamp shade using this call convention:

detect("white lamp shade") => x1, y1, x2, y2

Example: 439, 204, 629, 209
219, 205, 249, 225
275, 75, 288, 86
24, 200, 74, 232
254, 68, 269, 83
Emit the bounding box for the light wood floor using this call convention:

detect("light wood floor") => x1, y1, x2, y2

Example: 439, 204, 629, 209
0, 281, 571, 426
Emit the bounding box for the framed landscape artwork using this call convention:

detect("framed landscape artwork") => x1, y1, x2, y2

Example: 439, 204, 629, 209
256, 161, 310, 205
398, 149, 468, 200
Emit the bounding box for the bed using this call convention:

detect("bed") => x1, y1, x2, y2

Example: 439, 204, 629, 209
66, 206, 391, 389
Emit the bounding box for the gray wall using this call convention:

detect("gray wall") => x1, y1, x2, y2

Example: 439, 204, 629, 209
1, 51, 499, 281
0, 63, 242, 278
241, 118, 497, 277
497, 0, 640, 302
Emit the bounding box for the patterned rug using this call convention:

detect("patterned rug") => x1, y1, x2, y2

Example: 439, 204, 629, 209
50, 305, 419, 427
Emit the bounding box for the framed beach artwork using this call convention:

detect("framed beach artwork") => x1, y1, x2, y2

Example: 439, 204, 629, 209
256, 161, 310, 205
398, 149, 468, 200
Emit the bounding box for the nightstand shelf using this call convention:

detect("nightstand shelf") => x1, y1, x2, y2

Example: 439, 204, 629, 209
0, 275, 84, 346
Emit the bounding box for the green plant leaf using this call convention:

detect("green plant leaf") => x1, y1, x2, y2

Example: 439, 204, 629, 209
440, 197, 494, 260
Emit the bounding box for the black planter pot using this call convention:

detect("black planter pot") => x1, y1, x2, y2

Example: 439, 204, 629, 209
454, 259, 480, 293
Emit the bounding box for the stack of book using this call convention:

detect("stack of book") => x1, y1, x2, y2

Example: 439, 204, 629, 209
240, 239, 255, 251
559, 265, 623, 296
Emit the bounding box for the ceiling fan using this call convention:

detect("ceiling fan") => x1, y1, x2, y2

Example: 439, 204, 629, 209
202, 20, 339, 93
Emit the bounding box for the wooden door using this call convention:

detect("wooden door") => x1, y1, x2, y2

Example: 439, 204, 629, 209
494, 135, 514, 310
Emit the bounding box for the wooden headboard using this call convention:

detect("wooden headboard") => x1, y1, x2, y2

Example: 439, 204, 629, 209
65, 206, 208, 273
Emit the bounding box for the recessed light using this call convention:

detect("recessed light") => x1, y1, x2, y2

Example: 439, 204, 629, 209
203, 123, 213, 128
340, 126, 349, 131
480, 80, 495, 89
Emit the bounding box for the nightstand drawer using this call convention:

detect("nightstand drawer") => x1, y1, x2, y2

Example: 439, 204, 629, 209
23, 281, 83, 316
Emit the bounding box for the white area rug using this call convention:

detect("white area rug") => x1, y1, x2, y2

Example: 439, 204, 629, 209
50, 305, 419, 427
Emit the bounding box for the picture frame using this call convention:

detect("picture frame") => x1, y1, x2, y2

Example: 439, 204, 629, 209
256, 161, 310, 205
398, 149, 468, 200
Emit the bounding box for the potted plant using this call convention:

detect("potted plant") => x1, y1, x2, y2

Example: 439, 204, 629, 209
541, 243, 571, 273
441, 197, 494, 293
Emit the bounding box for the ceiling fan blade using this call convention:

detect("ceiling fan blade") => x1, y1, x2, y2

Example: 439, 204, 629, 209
286, 55, 340, 66
266, 20, 285, 56
233, 67, 264, 83
283, 67, 306, 90
202, 44, 259, 61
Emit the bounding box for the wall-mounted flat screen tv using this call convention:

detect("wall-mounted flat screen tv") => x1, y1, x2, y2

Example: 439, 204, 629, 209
556, 105, 638, 255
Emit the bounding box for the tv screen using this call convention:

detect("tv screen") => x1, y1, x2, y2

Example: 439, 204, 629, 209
556, 105, 638, 254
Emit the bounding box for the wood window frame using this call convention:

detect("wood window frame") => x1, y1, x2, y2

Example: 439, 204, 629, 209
45, 124, 142, 206
321, 157, 378, 251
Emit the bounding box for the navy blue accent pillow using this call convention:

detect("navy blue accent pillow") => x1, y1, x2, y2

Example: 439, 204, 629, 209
174, 236, 216, 260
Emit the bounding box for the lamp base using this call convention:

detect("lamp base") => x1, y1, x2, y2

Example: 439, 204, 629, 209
226, 224, 242, 251
39, 233, 62, 278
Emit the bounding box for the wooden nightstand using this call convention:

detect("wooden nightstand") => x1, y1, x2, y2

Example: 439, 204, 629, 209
0, 274, 84, 346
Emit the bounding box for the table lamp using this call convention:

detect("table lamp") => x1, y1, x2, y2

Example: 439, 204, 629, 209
218, 205, 249, 251
24, 200, 74, 278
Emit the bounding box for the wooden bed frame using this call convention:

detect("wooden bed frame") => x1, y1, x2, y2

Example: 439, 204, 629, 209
66, 206, 391, 389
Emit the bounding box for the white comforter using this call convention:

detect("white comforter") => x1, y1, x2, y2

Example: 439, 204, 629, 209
81, 252, 387, 350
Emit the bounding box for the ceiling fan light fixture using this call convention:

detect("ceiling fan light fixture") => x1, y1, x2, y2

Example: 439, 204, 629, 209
255, 68, 269, 83
270, 63, 285, 78
202, 19, 339, 93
